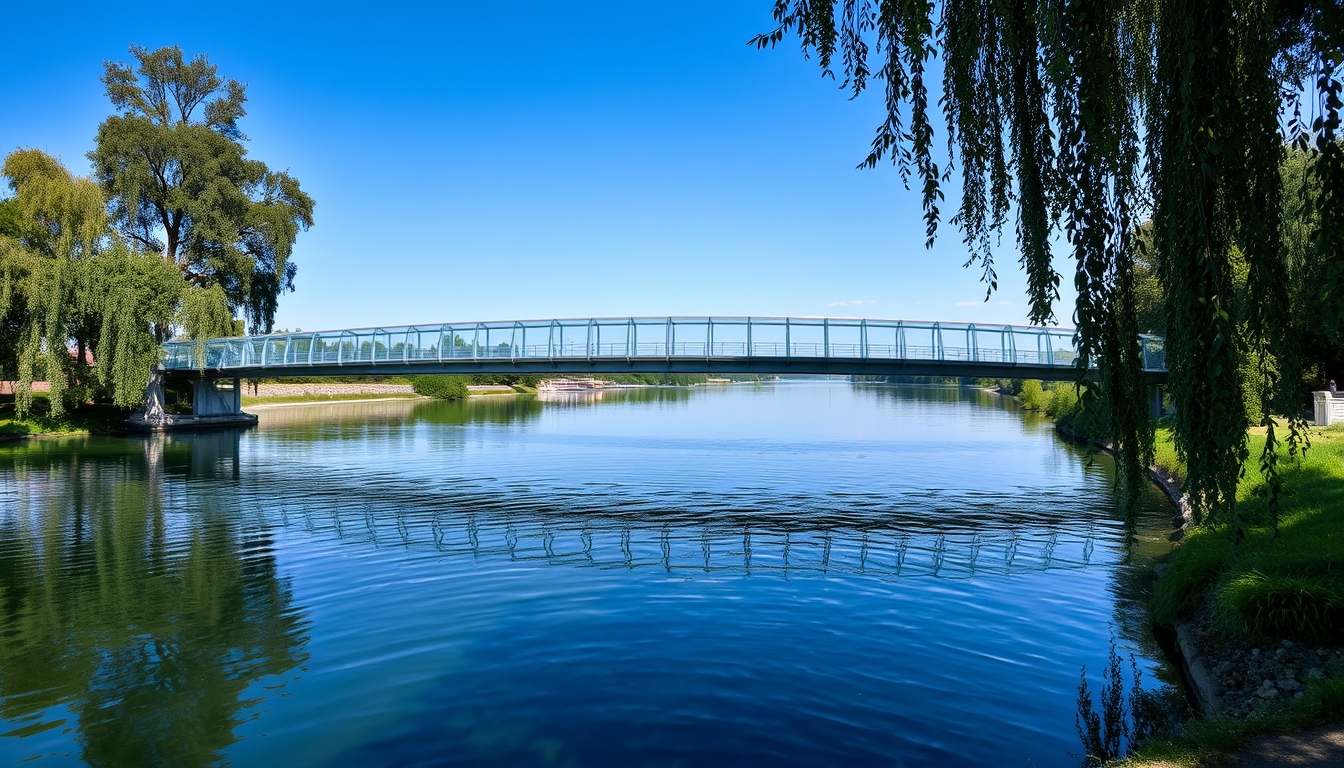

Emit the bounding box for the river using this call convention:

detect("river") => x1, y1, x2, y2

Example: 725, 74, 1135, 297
0, 381, 1179, 767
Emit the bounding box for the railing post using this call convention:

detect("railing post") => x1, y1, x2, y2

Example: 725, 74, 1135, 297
823, 318, 830, 358
706, 318, 712, 360
860, 319, 868, 359
785, 318, 791, 360
747, 317, 753, 358
934, 322, 944, 361
666, 317, 673, 360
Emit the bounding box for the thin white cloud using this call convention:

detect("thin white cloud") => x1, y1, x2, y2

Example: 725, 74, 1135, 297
827, 299, 876, 307
954, 301, 980, 307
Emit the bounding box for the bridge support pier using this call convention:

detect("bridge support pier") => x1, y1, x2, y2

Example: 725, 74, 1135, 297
1149, 384, 1166, 420
129, 373, 257, 432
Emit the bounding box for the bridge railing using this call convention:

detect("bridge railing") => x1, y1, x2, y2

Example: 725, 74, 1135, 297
160, 316, 1167, 373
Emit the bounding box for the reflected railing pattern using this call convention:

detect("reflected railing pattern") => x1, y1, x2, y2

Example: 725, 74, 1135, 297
159, 316, 1168, 374
281, 504, 1101, 579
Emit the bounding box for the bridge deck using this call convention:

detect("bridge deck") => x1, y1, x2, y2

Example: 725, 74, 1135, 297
160, 316, 1167, 382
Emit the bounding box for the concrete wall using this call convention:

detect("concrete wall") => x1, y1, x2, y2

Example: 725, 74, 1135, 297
193, 378, 242, 416
1312, 391, 1344, 426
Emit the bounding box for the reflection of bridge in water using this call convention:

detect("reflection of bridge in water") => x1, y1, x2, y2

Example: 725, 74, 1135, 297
277, 501, 1103, 579
139, 406, 1127, 582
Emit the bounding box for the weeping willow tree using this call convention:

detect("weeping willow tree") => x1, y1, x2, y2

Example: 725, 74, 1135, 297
756, 0, 1342, 527
0, 150, 236, 416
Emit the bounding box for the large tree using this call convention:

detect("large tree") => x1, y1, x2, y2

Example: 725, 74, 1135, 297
89, 45, 314, 336
0, 150, 231, 416
757, 0, 1342, 528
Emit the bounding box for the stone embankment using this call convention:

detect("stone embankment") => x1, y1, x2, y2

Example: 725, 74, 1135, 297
1167, 589, 1344, 720
247, 383, 416, 397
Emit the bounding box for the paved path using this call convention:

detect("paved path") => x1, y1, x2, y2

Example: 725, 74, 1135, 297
1228, 723, 1344, 767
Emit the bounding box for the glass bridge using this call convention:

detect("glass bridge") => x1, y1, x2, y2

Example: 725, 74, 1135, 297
159, 316, 1167, 381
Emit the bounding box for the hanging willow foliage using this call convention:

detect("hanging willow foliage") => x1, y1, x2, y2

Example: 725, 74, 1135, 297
0, 150, 236, 415
756, 0, 1341, 525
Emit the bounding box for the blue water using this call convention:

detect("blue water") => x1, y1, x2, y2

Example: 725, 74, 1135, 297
0, 382, 1177, 767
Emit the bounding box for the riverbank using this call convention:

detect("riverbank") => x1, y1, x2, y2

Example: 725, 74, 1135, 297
0, 397, 129, 438
1119, 424, 1344, 766
1016, 380, 1344, 765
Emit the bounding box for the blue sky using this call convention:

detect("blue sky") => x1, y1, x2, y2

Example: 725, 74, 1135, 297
2, 1, 1076, 332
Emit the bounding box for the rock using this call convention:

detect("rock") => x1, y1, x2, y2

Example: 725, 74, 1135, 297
1308, 668, 1325, 679
1283, 640, 1295, 648
1252, 648, 1261, 656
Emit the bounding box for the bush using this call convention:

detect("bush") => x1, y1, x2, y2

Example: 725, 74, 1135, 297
1215, 570, 1344, 642
468, 374, 540, 387
1043, 383, 1080, 420
1017, 380, 1046, 410
411, 375, 469, 400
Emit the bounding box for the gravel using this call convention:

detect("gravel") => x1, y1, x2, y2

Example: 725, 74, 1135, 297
1183, 602, 1344, 719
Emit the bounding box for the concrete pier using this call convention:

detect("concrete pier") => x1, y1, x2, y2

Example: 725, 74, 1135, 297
129, 372, 258, 432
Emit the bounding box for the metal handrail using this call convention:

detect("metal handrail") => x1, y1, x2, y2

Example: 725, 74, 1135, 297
160, 316, 1155, 373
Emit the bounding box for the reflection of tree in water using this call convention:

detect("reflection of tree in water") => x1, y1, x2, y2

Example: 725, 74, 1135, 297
0, 441, 309, 768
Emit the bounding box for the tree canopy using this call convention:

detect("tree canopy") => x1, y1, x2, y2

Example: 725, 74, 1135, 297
89, 45, 314, 335
0, 45, 312, 418
757, 0, 1342, 529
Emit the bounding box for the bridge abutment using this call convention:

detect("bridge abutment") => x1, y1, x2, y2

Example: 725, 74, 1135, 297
129, 372, 257, 432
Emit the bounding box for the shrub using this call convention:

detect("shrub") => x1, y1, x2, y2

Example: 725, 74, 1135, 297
1043, 383, 1080, 420
1215, 571, 1344, 642
411, 375, 469, 400
1017, 380, 1046, 410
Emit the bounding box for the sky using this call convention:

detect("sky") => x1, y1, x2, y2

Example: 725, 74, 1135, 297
1, 1, 1078, 333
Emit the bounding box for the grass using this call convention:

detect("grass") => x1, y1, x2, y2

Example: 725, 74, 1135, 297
1122, 422, 1344, 765
0, 395, 129, 437
1119, 678, 1344, 766
1149, 423, 1344, 640
241, 392, 423, 406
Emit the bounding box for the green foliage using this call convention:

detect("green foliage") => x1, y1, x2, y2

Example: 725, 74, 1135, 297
1216, 571, 1344, 643
0, 150, 107, 417
0, 396, 129, 436
1152, 426, 1344, 643
1017, 379, 1045, 410
89, 45, 314, 334
411, 375, 469, 400
1043, 384, 1080, 421
468, 373, 540, 388
92, 244, 184, 407
758, 1, 1342, 526
0, 47, 308, 423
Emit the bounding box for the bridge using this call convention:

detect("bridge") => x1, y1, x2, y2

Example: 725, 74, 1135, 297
137, 316, 1167, 428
